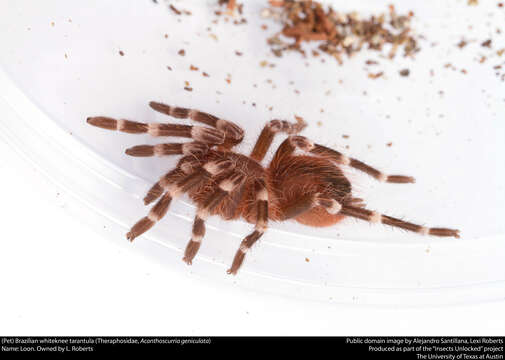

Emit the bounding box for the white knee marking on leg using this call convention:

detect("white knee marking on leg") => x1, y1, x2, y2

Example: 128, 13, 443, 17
180, 162, 194, 174
148, 123, 161, 136
255, 221, 268, 233
370, 211, 382, 224
154, 144, 165, 156
325, 200, 342, 215
117, 119, 125, 131
420, 227, 429, 235
147, 211, 160, 222
203, 161, 219, 175
165, 183, 181, 198
191, 234, 203, 243
256, 188, 268, 201
340, 155, 351, 166
378, 173, 387, 182
197, 208, 209, 220
188, 109, 197, 119
239, 244, 249, 253
219, 179, 236, 192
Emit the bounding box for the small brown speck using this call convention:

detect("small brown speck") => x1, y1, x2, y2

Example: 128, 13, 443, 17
190, 65, 199, 71
305, 257, 310, 263
481, 39, 492, 48
51, 21, 55, 27
119, 50, 124, 56
202, 72, 210, 77
235, 50, 243, 56
368, 72, 384, 79
386, 142, 392, 147
184, 87, 193, 92
164, 34, 168, 39
456, 39, 468, 49
169, 4, 182, 15
399, 68, 410, 77
167, 66, 172, 71
178, 49, 186, 56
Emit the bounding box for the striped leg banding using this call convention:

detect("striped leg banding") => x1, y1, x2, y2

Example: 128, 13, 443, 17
341, 205, 460, 238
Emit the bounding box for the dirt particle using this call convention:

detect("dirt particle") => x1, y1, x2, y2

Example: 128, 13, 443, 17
481, 39, 492, 48
119, 50, 125, 56
399, 68, 410, 77
178, 49, 186, 56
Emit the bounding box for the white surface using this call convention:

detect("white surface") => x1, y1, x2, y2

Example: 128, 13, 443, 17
0, 0, 504, 327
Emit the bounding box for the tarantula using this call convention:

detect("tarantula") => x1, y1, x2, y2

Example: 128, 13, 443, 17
87, 102, 460, 274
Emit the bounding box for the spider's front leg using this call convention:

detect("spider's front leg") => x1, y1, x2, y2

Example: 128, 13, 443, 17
250, 117, 307, 162
227, 179, 269, 275
127, 159, 235, 241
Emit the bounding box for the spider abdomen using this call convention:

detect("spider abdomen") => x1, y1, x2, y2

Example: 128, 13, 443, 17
268, 155, 352, 227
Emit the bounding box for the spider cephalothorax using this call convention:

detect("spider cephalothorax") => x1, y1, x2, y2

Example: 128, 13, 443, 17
87, 102, 460, 274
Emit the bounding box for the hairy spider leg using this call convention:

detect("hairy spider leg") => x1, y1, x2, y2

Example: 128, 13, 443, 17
183, 172, 246, 265
126, 159, 235, 241
227, 178, 269, 274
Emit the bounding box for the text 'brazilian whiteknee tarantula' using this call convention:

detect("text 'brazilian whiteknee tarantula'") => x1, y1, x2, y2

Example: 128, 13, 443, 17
87, 102, 460, 274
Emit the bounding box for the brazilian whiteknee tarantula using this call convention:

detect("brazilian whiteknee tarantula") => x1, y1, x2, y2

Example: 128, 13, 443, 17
87, 102, 459, 274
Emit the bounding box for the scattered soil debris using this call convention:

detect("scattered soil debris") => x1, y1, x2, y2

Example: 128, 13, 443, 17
119, 50, 125, 56
202, 72, 210, 77
264, 1, 420, 65
167, 65, 173, 71
184, 86, 193, 92
305, 257, 310, 263
190, 64, 199, 71
217, 0, 244, 18
235, 50, 243, 56
178, 49, 186, 56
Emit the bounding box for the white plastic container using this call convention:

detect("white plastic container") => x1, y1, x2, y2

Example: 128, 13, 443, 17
1, 0, 504, 305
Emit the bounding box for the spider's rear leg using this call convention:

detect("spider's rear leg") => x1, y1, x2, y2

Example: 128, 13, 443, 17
127, 159, 235, 241
275, 136, 415, 184
227, 179, 269, 275
183, 173, 246, 265
149, 101, 244, 147
340, 204, 460, 238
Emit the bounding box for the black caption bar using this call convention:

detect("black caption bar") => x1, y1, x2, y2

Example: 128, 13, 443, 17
0, 337, 503, 358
